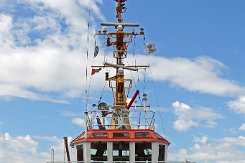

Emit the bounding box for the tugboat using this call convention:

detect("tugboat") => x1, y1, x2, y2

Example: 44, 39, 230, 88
54, 0, 170, 162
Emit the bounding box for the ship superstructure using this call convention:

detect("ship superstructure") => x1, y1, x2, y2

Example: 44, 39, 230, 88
50, 0, 170, 162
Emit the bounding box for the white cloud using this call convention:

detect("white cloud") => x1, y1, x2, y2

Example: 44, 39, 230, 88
62, 111, 78, 117
21, 0, 104, 26
1, 0, 245, 103
172, 100, 223, 132
72, 117, 85, 127
228, 96, 245, 116
0, 133, 70, 163
173, 119, 198, 132
0, 14, 13, 47
239, 123, 245, 131
205, 120, 217, 128
223, 136, 245, 146
193, 135, 208, 145
0, 0, 106, 101
129, 55, 245, 96
169, 135, 245, 163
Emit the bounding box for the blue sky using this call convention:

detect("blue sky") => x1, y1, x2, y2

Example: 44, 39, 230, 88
0, 0, 245, 162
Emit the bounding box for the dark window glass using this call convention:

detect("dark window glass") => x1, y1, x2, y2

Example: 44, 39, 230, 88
77, 144, 83, 161
92, 132, 107, 137
113, 141, 129, 161
158, 144, 165, 161
135, 132, 151, 138
113, 132, 129, 137
135, 142, 152, 161
91, 142, 107, 161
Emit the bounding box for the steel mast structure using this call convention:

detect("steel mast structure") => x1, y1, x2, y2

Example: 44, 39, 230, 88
49, 0, 170, 162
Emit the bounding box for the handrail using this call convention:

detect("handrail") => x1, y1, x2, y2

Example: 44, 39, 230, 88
85, 109, 156, 130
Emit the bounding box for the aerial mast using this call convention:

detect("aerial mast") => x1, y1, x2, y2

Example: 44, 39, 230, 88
69, 1, 171, 163
93, 0, 148, 129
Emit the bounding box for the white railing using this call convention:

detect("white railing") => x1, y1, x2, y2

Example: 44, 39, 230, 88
85, 107, 155, 130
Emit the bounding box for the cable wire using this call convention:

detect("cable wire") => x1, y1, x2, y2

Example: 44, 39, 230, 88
85, 2, 92, 112
149, 67, 166, 135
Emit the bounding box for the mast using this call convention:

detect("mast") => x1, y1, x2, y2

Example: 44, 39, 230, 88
114, 0, 127, 107
69, 1, 171, 163
93, 0, 148, 129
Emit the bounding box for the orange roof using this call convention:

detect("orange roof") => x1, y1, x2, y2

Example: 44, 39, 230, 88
71, 129, 170, 145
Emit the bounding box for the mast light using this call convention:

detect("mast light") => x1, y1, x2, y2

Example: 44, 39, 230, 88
143, 93, 148, 101
102, 27, 107, 34
140, 28, 145, 35
117, 25, 123, 31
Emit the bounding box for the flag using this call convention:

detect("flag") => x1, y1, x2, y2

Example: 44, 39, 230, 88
122, 43, 127, 49
91, 68, 102, 75
145, 43, 157, 54
94, 46, 99, 58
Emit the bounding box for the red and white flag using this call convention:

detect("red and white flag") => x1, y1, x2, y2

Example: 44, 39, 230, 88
91, 68, 102, 75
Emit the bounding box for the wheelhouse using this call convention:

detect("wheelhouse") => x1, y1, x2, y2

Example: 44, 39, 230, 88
71, 129, 170, 162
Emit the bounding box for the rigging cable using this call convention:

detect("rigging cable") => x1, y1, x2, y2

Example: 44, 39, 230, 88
98, 80, 107, 104
143, 69, 146, 94
143, 35, 146, 51
144, 33, 165, 134
103, 35, 106, 63
149, 67, 166, 136
125, 58, 143, 106
98, 68, 111, 104
83, 1, 93, 138
129, 35, 144, 106
85, 2, 92, 112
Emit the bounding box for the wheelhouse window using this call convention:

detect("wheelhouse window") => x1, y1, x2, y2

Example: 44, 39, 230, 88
76, 144, 83, 161
92, 132, 108, 137
113, 141, 129, 161
135, 142, 152, 161
91, 142, 107, 161
135, 132, 151, 138
113, 132, 129, 138
159, 144, 165, 161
